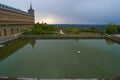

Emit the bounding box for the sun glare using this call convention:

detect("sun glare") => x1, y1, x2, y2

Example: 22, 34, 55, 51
43, 18, 55, 24
37, 16, 60, 24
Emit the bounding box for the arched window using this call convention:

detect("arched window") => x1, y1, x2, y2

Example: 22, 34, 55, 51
17, 27, 19, 33
11, 28, 14, 34
0, 31, 1, 37
4, 29, 7, 36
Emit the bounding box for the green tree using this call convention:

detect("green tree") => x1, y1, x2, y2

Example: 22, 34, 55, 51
117, 25, 120, 34
72, 28, 81, 34
66, 26, 74, 34
34, 22, 40, 29
24, 23, 58, 35
106, 23, 117, 34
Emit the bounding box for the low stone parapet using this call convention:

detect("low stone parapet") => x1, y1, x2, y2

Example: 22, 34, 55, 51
19, 35, 105, 39
0, 34, 20, 44
106, 35, 120, 43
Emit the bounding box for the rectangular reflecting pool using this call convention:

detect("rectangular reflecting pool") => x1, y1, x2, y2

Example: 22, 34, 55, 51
0, 39, 120, 78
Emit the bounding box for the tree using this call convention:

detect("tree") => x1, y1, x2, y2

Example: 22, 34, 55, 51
34, 22, 40, 29
72, 28, 81, 34
117, 25, 120, 34
24, 23, 58, 35
106, 23, 117, 34
66, 26, 74, 34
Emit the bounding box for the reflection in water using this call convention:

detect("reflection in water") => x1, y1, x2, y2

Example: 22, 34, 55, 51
29, 39, 36, 50
0, 45, 4, 47
0, 77, 120, 80
0, 39, 36, 62
105, 39, 118, 45
75, 39, 118, 44
75, 39, 79, 42
0, 39, 120, 78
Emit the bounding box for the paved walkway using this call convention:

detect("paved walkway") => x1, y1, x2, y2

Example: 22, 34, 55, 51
0, 34, 20, 44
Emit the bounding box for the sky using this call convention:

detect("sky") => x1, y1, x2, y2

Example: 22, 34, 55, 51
0, 0, 120, 24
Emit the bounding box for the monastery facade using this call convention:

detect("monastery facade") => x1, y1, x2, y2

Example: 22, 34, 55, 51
0, 3, 35, 38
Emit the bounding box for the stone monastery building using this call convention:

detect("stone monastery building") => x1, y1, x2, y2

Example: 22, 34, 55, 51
0, 3, 35, 37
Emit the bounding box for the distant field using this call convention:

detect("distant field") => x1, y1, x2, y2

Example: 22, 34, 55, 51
79, 32, 101, 35
64, 32, 101, 35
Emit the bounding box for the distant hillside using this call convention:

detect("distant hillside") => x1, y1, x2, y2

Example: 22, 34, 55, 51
50, 24, 107, 29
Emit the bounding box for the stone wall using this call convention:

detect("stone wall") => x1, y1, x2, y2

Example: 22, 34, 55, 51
0, 25, 33, 38
0, 3, 35, 39
0, 8, 34, 25
19, 35, 105, 39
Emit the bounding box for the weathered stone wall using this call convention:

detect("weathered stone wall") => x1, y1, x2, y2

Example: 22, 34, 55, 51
0, 25, 33, 38
0, 3, 35, 39
19, 35, 105, 39
0, 9, 34, 25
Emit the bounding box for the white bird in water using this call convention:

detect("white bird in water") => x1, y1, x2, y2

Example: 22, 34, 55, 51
77, 51, 81, 53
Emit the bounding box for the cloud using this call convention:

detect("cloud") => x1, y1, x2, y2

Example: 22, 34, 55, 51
1, 0, 120, 24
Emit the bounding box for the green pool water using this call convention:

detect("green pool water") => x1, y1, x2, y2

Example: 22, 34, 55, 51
0, 39, 120, 78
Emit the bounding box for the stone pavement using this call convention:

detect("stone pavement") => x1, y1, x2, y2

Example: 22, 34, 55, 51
0, 34, 19, 45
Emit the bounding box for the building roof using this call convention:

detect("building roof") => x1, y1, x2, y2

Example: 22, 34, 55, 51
28, 3, 34, 11
0, 3, 31, 16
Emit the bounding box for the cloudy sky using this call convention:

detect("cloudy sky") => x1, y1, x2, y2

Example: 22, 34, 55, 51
0, 0, 120, 24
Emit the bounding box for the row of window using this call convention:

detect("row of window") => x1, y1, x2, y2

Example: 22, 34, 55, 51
0, 19, 34, 22
0, 3, 31, 16
0, 18, 34, 22
0, 9, 34, 25
0, 11, 33, 20
0, 20, 34, 25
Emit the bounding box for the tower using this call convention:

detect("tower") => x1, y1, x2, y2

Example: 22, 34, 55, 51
28, 3, 34, 16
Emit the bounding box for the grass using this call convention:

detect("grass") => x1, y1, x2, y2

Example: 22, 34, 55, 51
79, 32, 101, 35
64, 31, 101, 35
